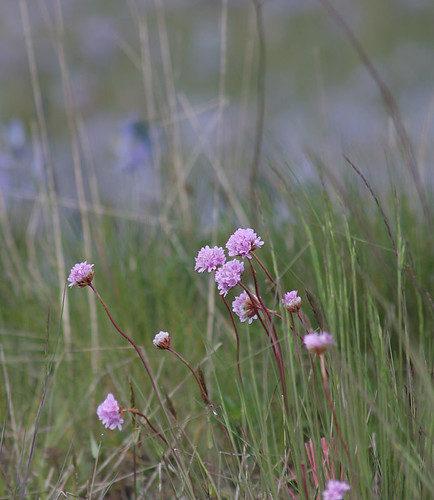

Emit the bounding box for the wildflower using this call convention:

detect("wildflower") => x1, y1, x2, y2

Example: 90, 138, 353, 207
322, 480, 351, 500
194, 245, 226, 272
303, 331, 336, 355
97, 393, 124, 431
226, 228, 264, 259
232, 291, 260, 324
153, 331, 171, 349
215, 259, 244, 296
67, 261, 94, 288
282, 290, 302, 312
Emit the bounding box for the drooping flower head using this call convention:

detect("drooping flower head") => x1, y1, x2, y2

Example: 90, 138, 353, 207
303, 331, 336, 355
215, 259, 244, 296
322, 480, 351, 500
232, 291, 260, 324
282, 290, 302, 312
226, 228, 264, 259
153, 331, 171, 350
68, 261, 94, 288
97, 393, 124, 431
194, 245, 226, 273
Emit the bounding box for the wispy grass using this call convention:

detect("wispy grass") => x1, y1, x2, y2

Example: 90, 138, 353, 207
1, 1, 433, 499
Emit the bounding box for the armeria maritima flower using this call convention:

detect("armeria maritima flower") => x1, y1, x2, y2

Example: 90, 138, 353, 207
282, 290, 302, 312
215, 259, 244, 296
97, 393, 124, 431
194, 245, 226, 272
153, 331, 171, 349
232, 290, 260, 324
226, 228, 264, 259
68, 261, 94, 288
322, 480, 351, 500
303, 331, 336, 355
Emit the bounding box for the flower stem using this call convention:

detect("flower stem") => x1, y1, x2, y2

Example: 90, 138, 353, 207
127, 408, 168, 445
221, 295, 244, 391
166, 346, 232, 445
89, 284, 158, 396
251, 252, 277, 287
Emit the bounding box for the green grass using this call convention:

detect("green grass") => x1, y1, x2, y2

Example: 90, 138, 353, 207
0, 164, 432, 498
1, 1, 433, 498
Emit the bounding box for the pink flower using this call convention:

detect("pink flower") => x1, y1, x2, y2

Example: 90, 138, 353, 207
215, 259, 244, 296
303, 332, 336, 355
68, 261, 94, 288
153, 331, 171, 349
282, 290, 302, 312
97, 393, 124, 431
226, 228, 264, 259
322, 480, 350, 500
232, 291, 260, 324
194, 245, 226, 272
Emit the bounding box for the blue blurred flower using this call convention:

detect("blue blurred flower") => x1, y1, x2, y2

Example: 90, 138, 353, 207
115, 117, 154, 172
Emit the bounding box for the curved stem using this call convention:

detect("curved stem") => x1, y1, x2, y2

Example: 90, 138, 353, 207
167, 347, 217, 415
221, 296, 245, 391
251, 252, 277, 287
89, 284, 158, 396
127, 408, 168, 445
166, 347, 232, 446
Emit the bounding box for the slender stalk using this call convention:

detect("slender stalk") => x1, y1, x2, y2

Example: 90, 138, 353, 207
89, 284, 158, 396
165, 346, 233, 446
127, 408, 168, 446
166, 347, 218, 416
221, 296, 245, 391
246, 260, 289, 414
251, 252, 277, 287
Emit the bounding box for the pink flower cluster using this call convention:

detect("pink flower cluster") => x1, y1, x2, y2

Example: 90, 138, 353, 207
97, 393, 124, 431
215, 260, 244, 296
303, 331, 336, 355
282, 290, 302, 312
226, 228, 264, 259
153, 331, 171, 349
67, 261, 94, 288
194, 228, 264, 297
322, 480, 350, 500
232, 291, 259, 324
194, 245, 226, 272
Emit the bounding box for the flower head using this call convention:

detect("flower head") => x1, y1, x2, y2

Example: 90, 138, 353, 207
68, 261, 94, 288
303, 331, 336, 355
97, 393, 124, 431
153, 331, 171, 349
282, 290, 302, 312
194, 245, 226, 272
215, 259, 244, 296
322, 480, 351, 500
226, 228, 264, 259
232, 291, 260, 324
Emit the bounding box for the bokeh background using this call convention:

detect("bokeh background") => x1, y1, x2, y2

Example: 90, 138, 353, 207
1, 0, 433, 217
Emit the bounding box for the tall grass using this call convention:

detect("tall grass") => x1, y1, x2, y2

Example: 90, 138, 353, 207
0, 1, 433, 499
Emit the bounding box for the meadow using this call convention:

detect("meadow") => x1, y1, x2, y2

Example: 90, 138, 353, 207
0, 1, 433, 499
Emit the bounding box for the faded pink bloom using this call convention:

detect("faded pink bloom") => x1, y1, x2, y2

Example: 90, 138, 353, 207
153, 331, 171, 349
303, 332, 336, 355
97, 393, 124, 431
282, 290, 302, 312
215, 259, 244, 296
226, 228, 264, 259
194, 245, 226, 272
232, 291, 260, 324
68, 261, 94, 288
322, 480, 350, 500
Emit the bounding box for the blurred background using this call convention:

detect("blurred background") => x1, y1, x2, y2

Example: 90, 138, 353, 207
1, 0, 433, 218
